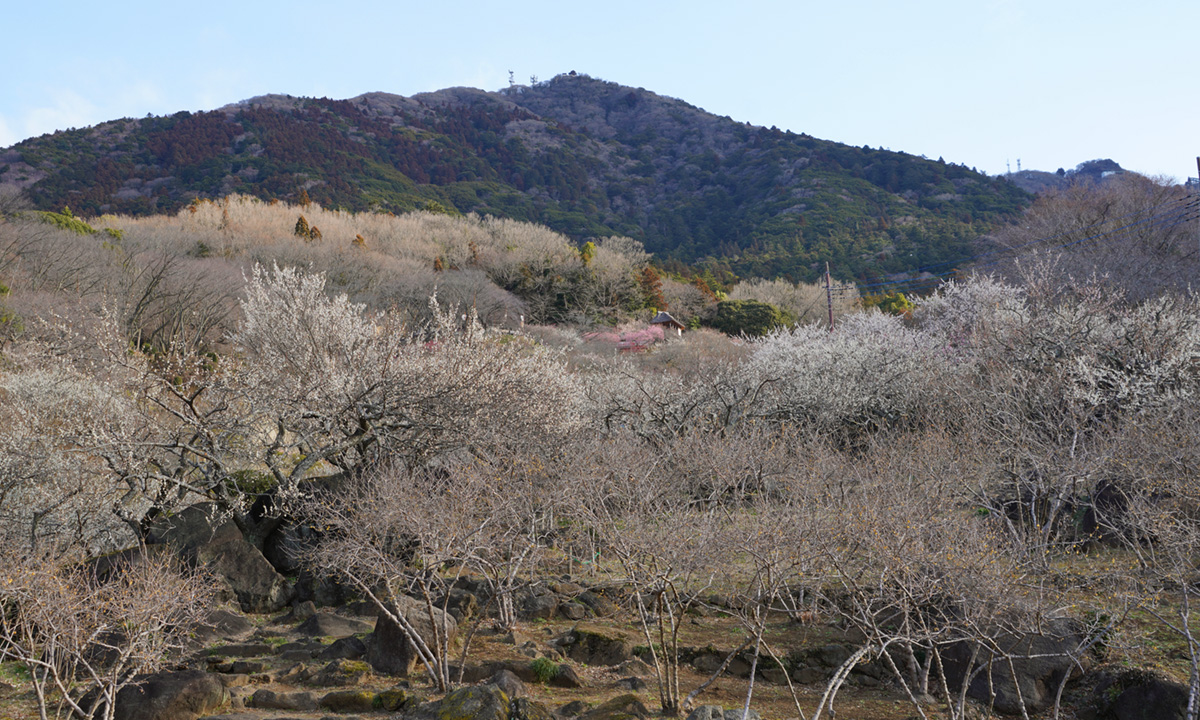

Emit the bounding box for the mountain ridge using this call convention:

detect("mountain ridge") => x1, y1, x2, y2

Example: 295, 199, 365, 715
0, 73, 1030, 283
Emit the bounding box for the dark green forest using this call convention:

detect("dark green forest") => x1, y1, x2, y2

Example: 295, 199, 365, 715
0, 74, 1030, 283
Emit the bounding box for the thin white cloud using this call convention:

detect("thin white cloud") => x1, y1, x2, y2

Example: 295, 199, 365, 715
114, 81, 165, 116
19, 90, 100, 140
0, 116, 16, 149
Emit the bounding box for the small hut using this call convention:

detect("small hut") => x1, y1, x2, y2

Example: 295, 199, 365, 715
650, 311, 686, 337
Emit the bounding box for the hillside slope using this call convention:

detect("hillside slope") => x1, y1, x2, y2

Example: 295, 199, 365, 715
0, 73, 1029, 282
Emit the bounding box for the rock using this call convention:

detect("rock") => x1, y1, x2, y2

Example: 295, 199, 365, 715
110, 669, 228, 720
279, 648, 318, 662
577, 591, 618, 618
146, 504, 226, 558
318, 636, 368, 660
576, 694, 648, 720
812, 643, 853, 669
365, 595, 458, 676
309, 660, 371, 687
294, 568, 353, 607
558, 700, 591, 717
791, 665, 824, 684
558, 602, 588, 621
290, 600, 318, 621
262, 522, 311, 575
319, 689, 377, 713
686, 705, 725, 720
685, 707, 760, 720
1091, 667, 1188, 720
437, 588, 480, 623
270, 663, 309, 684
250, 689, 317, 711
488, 669, 527, 699
376, 687, 413, 711
216, 674, 251, 689
725, 656, 752, 678
417, 684, 510, 720
615, 658, 654, 677
498, 630, 531, 646
227, 661, 266, 675
691, 653, 722, 674
151, 504, 293, 614
192, 609, 256, 645
208, 643, 273, 658
226, 686, 254, 708
550, 664, 586, 689
615, 677, 646, 691
559, 625, 634, 666
942, 620, 1089, 715
451, 663, 500, 684
521, 592, 559, 620
296, 611, 373, 638
511, 697, 555, 720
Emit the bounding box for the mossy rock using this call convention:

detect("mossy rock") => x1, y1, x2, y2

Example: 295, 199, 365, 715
319, 689, 377, 712
434, 684, 510, 720
375, 687, 414, 711
511, 697, 555, 720
562, 625, 633, 666
309, 659, 370, 687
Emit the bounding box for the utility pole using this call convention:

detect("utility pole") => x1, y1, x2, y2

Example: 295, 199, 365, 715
825, 262, 834, 332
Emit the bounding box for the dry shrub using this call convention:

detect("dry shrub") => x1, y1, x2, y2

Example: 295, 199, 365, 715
729, 277, 859, 325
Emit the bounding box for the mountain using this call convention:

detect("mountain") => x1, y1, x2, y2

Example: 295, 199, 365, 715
1003, 159, 1127, 194
0, 73, 1030, 283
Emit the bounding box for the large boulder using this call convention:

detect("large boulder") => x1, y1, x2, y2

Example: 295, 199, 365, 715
150, 505, 293, 613
1089, 667, 1188, 720
319, 689, 377, 713
557, 625, 634, 667
190, 609, 255, 646
249, 689, 317, 711
295, 610, 373, 637
112, 669, 228, 720
411, 684, 510, 720
366, 594, 458, 676
942, 619, 1089, 715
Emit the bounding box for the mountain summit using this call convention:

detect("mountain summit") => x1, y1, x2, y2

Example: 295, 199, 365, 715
0, 73, 1028, 281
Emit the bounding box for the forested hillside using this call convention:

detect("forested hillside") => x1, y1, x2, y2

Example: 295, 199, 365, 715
5, 183, 1200, 719
0, 73, 1029, 283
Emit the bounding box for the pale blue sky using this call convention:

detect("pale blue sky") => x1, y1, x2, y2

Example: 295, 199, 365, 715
3, 0, 1197, 181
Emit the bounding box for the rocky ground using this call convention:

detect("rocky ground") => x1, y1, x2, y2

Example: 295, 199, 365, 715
2, 579, 1190, 720
0, 506, 1190, 720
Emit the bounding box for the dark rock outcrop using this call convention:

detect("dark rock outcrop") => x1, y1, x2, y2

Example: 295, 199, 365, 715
366, 595, 458, 676
1089, 667, 1188, 720
942, 620, 1090, 715
111, 669, 228, 720
149, 505, 293, 613
557, 625, 634, 667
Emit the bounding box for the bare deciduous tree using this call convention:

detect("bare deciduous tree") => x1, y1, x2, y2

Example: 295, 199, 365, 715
0, 548, 214, 720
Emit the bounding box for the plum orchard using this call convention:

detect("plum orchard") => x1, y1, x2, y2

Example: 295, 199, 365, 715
5, 262, 1200, 718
